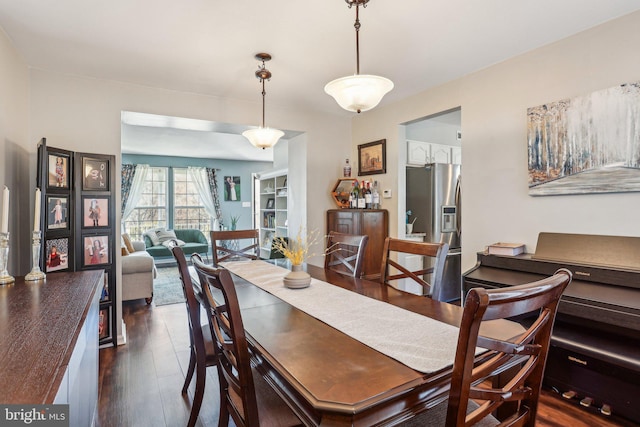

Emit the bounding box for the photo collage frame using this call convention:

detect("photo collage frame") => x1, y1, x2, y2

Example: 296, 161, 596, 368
36, 139, 117, 347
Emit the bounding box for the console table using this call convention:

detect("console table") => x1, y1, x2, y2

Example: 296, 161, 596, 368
0, 270, 102, 425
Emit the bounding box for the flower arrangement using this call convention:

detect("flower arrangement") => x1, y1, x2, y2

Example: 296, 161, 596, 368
272, 228, 320, 266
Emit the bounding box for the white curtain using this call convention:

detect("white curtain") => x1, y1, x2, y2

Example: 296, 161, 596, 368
188, 167, 220, 230
122, 164, 150, 223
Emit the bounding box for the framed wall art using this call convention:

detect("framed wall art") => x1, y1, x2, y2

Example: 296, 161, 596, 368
224, 176, 241, 201
47, 196, 69, 230
528, 80, 640, 196
45, 237, 70, 272
82, 157, 110, 191
47, 152, 70, 189
358, 139, 387, 176
83, 235, 110, 267
83, 196, 109, 228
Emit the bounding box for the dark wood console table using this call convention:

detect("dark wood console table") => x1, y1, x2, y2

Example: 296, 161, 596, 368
0, 270, 102, 425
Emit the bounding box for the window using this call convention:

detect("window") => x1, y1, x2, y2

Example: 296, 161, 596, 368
123, 167, 168, 241
173, 168, 211, 236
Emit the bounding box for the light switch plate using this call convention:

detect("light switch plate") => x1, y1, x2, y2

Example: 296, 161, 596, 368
383, 189, 392, 199
242, 201, 251, 207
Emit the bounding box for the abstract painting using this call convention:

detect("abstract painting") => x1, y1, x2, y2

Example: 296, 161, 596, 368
527, 81, 640, 196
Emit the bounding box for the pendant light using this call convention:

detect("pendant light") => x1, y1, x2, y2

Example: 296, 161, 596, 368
324, 0, 393, 113
243, 53, 284, 149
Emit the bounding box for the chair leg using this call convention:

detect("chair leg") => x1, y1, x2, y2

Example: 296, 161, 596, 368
187, 363, 206, 427
182, 347, 196, 394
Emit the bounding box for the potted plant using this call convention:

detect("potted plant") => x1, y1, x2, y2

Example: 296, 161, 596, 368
230, 215, 240, 231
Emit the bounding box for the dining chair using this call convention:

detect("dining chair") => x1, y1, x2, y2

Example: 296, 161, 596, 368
171, 246, 218, 427
210, 229, 260, 266
380, 237, 448, 299
191, 255, 303, 427
404, 268, 572, 427
324, 231, 369, 277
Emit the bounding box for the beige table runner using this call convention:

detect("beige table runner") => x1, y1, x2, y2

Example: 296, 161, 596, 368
221, 260, 489, 373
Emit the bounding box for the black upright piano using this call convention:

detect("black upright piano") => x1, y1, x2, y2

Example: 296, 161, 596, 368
463, 232, 640, 424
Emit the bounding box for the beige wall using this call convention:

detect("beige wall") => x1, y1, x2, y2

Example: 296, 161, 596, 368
27, 69, 350, 342
352, 11, 640, 273
0, 29, 30, 273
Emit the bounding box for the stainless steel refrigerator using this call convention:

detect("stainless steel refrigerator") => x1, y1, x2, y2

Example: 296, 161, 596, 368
406, 163, 461, 302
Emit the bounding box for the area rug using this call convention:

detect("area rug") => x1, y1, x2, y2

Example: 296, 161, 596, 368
153, 265, 185, 306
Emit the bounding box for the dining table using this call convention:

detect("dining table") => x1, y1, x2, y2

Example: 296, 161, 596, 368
191, 260, 524, 426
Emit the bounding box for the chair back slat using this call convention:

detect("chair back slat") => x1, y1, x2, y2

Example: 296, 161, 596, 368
446, 268, 572, 427
380, 237, 448, 299
211, 229, 260, 265
191, 254, 260, 427
171, 246, 206, 368
324, 231, 369, 277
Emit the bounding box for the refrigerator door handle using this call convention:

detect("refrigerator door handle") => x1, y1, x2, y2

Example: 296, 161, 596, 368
454, 175, 461, 238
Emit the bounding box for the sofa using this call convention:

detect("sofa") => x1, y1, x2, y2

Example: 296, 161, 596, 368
121, 240, 156, 303
143, 228, 209, 259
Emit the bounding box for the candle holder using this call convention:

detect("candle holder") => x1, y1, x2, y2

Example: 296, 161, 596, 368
25, 231, 46, 281
0, 232, 15, 285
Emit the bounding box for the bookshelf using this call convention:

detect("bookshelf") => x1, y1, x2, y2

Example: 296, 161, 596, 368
257, 169, 288, 259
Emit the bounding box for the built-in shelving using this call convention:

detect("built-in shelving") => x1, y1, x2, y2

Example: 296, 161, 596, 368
257, 170, 288, 258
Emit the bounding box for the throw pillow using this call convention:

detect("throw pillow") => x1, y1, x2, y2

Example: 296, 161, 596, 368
143, 228, 163, 246
161, 238, 186, 249
122, 233, 136, 254
156, 229, 178, 243
121, 236, 129, 256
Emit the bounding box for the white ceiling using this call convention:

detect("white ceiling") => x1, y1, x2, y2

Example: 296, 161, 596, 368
2, 0, 639, 159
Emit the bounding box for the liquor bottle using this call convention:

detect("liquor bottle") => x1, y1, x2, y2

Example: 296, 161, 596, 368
348, 181, 356, 208
351, 181, 359, 209
357, 180, 366, 209
364, 181, 373, 209
343, 159, 352, 178
372, 181, 380, 209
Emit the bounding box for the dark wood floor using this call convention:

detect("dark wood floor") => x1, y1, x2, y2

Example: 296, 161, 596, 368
97, 300, 632, 427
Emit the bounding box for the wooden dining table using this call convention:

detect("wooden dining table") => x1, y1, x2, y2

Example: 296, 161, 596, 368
192, 261, 520, 426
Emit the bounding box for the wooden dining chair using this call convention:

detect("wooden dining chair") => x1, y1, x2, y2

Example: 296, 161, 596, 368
210, 229, 259, 265
380, 237, 448, 299
171, 246, 218, 427
324, 231, 369, 277
404, 268, 572, 427
191, 255, 303, 427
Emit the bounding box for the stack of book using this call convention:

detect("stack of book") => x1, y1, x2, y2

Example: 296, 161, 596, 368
487, 242, 525, 256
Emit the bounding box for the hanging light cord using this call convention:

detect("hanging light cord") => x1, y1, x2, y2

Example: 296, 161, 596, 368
261, 77, 266, 128
255, 58, 271, 128
348, 0, 368, 75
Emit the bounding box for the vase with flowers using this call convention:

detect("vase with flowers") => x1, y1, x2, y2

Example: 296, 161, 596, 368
272, 229, 319, 289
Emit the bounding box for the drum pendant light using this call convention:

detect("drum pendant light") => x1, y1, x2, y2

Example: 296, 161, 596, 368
243, 53, 284, 149
324, 0, 393, 113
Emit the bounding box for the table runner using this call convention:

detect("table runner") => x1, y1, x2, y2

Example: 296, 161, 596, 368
221, 260, 473, 373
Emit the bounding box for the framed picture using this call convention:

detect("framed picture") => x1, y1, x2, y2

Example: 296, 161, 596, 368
45, 238, 69, 272
83, 196, 109, 228
100, 271, 110, 302
266, 198, 275, 209
47, 153, 70, 189
47, 196, 69, 230
224, 176, 241, 201
99, 307, 111, 341
82, 157, 109, 191
358, 139, 387, 176
83, 235, 110, 266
